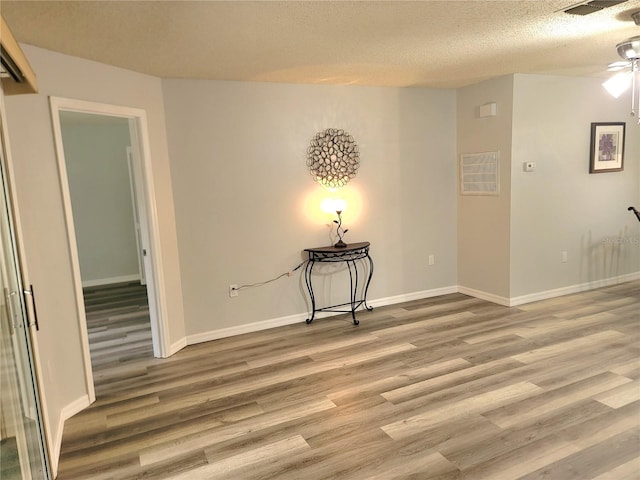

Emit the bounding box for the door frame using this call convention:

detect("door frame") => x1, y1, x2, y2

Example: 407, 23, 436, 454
126, 146, 147, 285
49, 97, 171, 401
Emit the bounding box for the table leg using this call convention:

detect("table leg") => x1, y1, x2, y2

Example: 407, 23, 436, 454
304, 260, 316, 324
346, 259, 359, 325
363, 253, 374, 311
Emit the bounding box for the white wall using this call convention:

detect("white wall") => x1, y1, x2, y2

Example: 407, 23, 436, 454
3, 45, 186, 470
511, 74, 640, 298
60, 117, 140, 285
457, 75, 514, 300
4, 43, 639, 473
457, 73, 640, 303
162, 79, 458, 337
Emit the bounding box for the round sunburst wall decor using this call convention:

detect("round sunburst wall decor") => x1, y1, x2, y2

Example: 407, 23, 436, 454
306, 128, 360, 188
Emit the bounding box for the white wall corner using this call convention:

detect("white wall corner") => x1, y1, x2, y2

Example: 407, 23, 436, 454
458, 272, 640, 307
457, 285, 511, 306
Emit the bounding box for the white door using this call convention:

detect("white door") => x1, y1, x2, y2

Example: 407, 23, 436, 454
0, 91, 50, 479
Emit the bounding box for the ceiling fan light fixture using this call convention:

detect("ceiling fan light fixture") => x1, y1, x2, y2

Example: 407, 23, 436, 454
602, 71, 632, 98
606, 37, 639, 122
616, 36, 640, 60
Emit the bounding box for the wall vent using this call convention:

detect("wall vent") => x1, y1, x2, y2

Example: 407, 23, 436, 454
563, 0, 627, 16
460, 151, 499, 196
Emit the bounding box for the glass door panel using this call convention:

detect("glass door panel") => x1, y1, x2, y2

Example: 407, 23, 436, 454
0, 104, 49, 478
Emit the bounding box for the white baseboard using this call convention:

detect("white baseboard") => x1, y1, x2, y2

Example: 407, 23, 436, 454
457, 286, 511, 306
459, 272, 640, 307
508, 272, 640, 306
181, 274, 637, 348
185, 285, 459, 346
186, 312, 307, 345
168, 337, 187, 356
51, 395, 91, 477
367, 285, 459, 308
82, 274, 141, 288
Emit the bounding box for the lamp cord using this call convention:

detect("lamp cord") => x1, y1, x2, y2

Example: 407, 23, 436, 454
234, 260, 307, 291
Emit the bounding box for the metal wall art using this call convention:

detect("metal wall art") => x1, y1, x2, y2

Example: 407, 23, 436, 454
307, 128, 360, 188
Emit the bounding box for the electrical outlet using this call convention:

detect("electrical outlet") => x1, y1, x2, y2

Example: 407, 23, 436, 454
561, 251, 568, 263
428, 254, 435, 266
229, 284, 238, 297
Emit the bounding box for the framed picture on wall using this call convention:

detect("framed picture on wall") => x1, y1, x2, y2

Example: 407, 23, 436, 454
589, 122, 625, 173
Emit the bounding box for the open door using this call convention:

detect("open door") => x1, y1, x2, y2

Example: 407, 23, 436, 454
0, 95, 50, 479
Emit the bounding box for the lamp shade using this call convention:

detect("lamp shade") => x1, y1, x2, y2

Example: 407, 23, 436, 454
320, 198, 347, 214
333, 198, 347, 213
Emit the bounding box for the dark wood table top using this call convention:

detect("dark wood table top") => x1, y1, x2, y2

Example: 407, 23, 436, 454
304, 241, 370, 254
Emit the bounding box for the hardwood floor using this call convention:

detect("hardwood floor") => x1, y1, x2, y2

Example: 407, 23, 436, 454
83, 282, 153, 383
57, 281, 640, 479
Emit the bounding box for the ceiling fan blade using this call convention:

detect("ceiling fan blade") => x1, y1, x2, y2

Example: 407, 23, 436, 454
607, 61, 632, 71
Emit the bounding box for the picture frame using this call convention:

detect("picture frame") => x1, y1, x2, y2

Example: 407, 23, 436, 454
589, 122, 625, 173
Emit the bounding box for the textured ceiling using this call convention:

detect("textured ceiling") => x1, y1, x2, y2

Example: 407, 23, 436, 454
2, 0, 640, 88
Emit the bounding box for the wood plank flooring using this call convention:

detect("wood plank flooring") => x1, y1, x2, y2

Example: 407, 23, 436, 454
83, 282, 153, 384
57, 281, 640, 479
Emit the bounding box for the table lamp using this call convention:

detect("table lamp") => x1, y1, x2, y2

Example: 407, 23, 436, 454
332, 199, 348, 248
321, 198, 349, 248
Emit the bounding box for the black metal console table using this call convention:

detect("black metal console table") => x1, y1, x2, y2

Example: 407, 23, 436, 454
303, 241, 374, 325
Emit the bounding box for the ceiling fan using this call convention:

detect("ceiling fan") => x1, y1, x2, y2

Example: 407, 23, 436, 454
602, 11, 640, 122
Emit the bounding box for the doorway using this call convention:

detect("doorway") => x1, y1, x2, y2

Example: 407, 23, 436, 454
58, 111, 153, 378
49, 97, 170, 401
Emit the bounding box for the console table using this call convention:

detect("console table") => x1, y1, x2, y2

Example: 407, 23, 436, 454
303, 241, 374, 325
